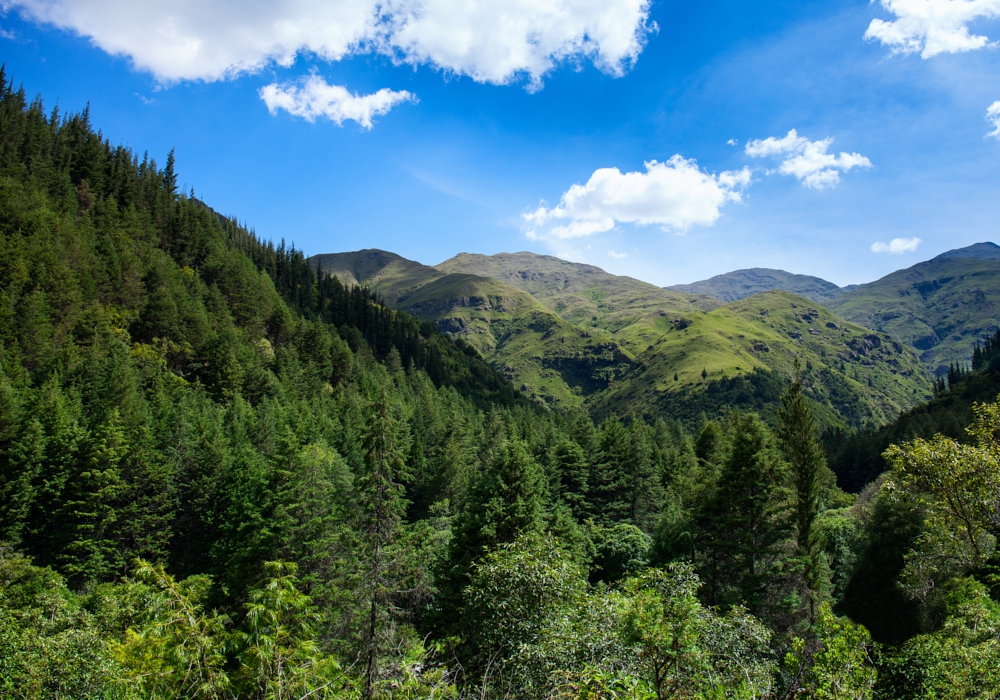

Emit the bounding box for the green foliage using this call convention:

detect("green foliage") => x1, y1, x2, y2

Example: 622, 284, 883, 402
0, 548, 124, 700
233, 561, 356, 700
781, 603, 876, 700
825, 358, 1000, 492
875, 579, 1000, 699
699, 413, 793, 617
776, 379, 834, 620
112, 561, 231, 699
884, 400, 1000, 605
621, 564, 774, 699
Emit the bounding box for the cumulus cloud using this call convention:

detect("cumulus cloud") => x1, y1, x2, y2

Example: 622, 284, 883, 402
260, 76, 414, 128
523, 156, 752, 240
745, 129, 873, 189
2, 0, 653, 87
988, 100, 1000, 138
865, 0, 1000, 58
871, 237, 922, 253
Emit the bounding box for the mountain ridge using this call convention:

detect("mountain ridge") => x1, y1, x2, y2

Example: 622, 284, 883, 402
667, 267, 845, 304
308, 249, 933, 426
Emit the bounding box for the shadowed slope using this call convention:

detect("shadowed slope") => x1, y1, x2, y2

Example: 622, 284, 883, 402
668, 268, 846, 304
829, 243, 1000, 374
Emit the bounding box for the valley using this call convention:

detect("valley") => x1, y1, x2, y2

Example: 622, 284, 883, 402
308, 249, 945, 426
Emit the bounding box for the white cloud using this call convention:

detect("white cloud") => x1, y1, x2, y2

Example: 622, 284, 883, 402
871, 237, 922, 253
865, 0, 1000, 58
987, 100, 1000, 138
745, 129, 873, 189
523, 156, 752, 240
607, 250, 627, 259
260, 76, 414, 128
727, 138, 739, 146
2, 0, 653, 87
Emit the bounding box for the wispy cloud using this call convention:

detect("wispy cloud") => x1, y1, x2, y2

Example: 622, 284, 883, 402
260, 76, 415, 129
987, 101, 1000, 138
607, 250, 627, 259
745, 129, 872, 189
865, 0, 1000, 58
871, 237, 922, 253
3, 0, 654, 89
524, 156, 751, 240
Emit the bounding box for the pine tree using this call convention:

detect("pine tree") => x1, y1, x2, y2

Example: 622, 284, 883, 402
700, 412, 791, 615
776, 379, 829, 623
56, 409, 128, 586
358, 390, 407, 697
549, 439, 590, 522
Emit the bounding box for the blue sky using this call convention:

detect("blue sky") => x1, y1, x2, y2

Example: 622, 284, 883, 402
2, 0, 999, 286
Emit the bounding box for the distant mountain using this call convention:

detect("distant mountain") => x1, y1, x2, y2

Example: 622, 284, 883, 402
828, 242, 1000, 374
311, 249, 443, 304
590, 291, 930, 427
310, 250, 932, 426
309, 250, 631, 408
436, 252, 721, 350
667, 268, 845, 304
932, 241, 1000, 261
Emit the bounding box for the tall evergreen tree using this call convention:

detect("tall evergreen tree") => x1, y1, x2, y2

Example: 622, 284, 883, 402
776, 378, 829, 622
700, 412, 791, 616
358, 390, 407, 697
549, 438, 590, 522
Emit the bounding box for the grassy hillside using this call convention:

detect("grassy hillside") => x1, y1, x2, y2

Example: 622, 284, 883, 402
401, 273, 632, 407
311, 249, 443, 304
591, 291, 932, 428
667, 268, 845, 304
310, 250, 932, 424
828, 242, 1000, 374
308, 252, 633, 407
436, 251, 722, 336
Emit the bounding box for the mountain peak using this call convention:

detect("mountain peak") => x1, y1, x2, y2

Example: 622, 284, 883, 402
932, 242, 1000, 261
667, 268, 843, 304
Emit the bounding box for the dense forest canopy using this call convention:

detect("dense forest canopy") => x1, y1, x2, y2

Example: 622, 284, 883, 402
1, 73, 999, 699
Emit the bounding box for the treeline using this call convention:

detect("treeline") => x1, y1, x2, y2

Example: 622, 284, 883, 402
825, 332, 1000, 493
1, 76, 998, 699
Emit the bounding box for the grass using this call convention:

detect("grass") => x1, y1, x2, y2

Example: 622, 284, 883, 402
829, 257, 1000, 374
310, 250, 933, 426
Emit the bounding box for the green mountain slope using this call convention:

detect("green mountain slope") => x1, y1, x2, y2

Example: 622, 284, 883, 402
436, 251, 722, 339
309, 247, 932, 426
590, 291, 932, 427
667, 268, 845, 304
308, 252, 632, 407
828, 242, 1000, 374
310, 249, 443, 304
403, 274, 630, 406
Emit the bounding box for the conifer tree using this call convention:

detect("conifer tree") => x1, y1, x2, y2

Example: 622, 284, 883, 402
358, 390, 407, 697
700, 412, 790, 615
776, 378, 829, 622
56, 408, 128, 586
549, 438, 590, 522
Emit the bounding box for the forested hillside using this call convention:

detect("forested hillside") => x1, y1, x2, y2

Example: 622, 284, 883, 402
2, 77, 999, 699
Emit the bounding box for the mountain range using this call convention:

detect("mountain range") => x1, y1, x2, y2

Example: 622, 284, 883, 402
668, 243, 1000, 374
667, 268, 851, 304
309, 248, 947, 427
